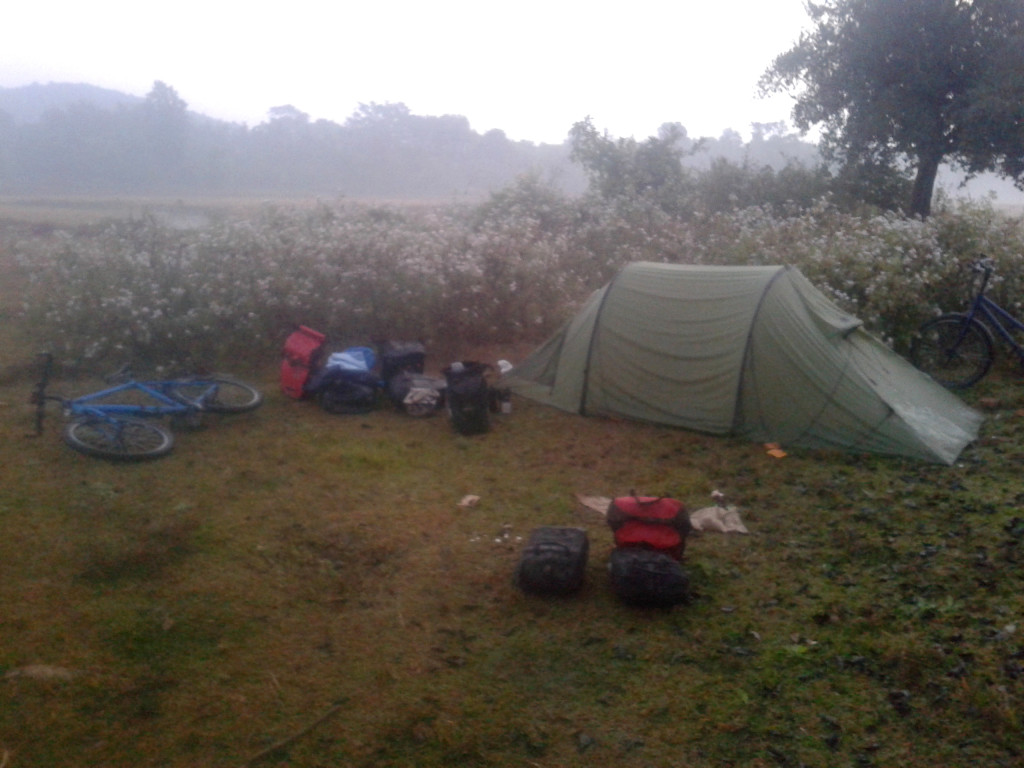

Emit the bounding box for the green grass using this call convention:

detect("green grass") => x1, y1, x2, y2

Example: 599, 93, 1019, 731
2, 358, 1023, 768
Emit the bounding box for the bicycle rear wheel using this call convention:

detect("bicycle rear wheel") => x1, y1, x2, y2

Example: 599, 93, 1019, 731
171, 378, 263, 413
910, 314, 994, 388
64, 418, 174, 461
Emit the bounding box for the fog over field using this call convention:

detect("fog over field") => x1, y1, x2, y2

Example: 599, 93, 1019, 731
3, 1, 1022, 209
2, 0, 814, 144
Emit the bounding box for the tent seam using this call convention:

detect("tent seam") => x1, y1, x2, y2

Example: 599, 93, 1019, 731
787, 345, 876, 447
730, 265, 787, 435
579, 265, 626, 415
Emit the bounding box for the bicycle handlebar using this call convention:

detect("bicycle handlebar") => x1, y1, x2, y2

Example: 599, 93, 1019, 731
105, 363, 134, 384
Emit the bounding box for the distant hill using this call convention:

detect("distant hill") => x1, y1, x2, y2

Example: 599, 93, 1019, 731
0, 82, 142, 122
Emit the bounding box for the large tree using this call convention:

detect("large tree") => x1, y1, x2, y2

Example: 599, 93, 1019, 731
760, 0, 1024, 217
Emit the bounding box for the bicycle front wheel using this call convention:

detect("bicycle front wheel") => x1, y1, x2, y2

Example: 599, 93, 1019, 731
63, 418, 175, 461
171, 378, 264, 413
910, 314, 994, 388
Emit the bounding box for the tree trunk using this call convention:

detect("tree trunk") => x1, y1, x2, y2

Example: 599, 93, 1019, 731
910, 148, 943, 218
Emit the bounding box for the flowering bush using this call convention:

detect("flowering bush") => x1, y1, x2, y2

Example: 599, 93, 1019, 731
14, 191, 1024, 371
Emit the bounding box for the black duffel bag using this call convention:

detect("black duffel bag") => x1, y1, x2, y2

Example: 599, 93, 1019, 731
387, 371, 446, 417
608, 547, 689, 607
309, 368, 380, 415
515, 526, 590, 596
380, 340, 426, 383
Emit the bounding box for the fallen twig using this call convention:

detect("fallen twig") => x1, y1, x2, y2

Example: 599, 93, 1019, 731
241, 702, 345, 766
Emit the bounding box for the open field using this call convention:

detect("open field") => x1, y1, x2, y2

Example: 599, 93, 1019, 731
4, 361, 1024, 768
0, 195, 439, 232
2, 200, 1024, 767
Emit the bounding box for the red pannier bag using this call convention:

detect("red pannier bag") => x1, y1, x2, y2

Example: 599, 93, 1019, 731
606, 496, 692, 560
281, 325, 326, 399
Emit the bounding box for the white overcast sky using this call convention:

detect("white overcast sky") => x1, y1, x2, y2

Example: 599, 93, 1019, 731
1, 0, 813, 144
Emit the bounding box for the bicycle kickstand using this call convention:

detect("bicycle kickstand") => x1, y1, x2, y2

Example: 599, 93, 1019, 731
25, 352, 54, 438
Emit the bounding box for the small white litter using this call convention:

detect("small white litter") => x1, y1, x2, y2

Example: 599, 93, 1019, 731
575, 495, 611, 515
689, 505, 749, 534
691, 489, 749, 533
4, 664, 77, 681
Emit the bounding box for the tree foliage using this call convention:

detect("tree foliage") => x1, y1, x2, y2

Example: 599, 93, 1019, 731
568, 117, 697, 214
0, 85, 578, 198
761, 0, 1024, 218
4, 79, 1000, 214
567, 116, 916, 215
140, 81, 189, 180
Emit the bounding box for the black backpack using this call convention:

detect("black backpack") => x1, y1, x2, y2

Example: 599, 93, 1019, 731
443, 361, 492, 435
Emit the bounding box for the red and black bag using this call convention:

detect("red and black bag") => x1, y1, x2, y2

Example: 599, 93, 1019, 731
606, 495, 692, 560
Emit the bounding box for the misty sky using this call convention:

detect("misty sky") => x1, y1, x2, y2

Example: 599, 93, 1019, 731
1, 0, 812, 143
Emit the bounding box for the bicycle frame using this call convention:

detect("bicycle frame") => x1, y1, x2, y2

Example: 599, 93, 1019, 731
961, 265, 1024, 365
63, 379, 211, 421
30, 352, 229, 432
909, 257, 1024, 389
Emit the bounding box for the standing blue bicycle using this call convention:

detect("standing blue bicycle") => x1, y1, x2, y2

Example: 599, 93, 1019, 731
30, 353, 263, 460
910, 257, 1024, 388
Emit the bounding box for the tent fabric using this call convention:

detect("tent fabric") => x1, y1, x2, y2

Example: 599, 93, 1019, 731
503, 262, 982, 464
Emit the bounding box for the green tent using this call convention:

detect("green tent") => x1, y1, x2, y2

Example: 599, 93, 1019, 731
503, 262, 982, 464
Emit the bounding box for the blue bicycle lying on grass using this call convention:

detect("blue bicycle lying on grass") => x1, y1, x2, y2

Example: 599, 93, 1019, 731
30, 353, 263, 461
910, 257, 1024, 389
